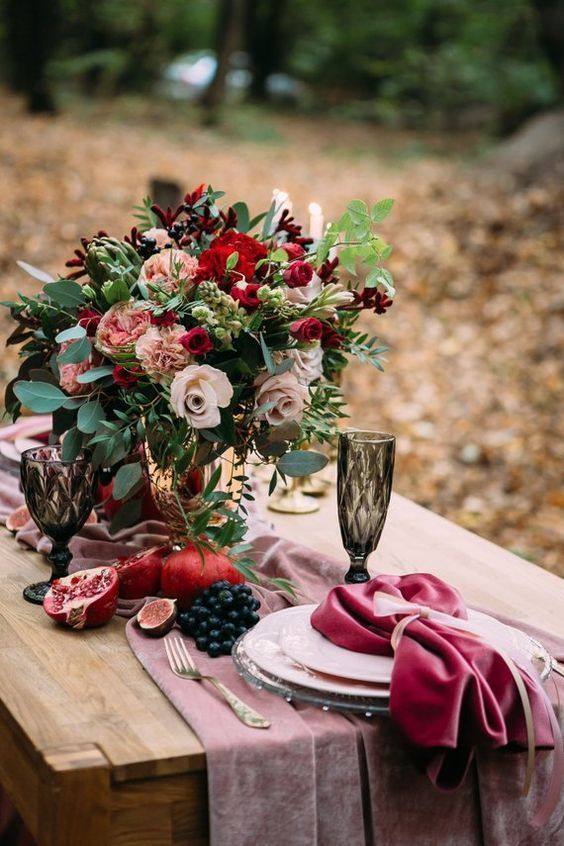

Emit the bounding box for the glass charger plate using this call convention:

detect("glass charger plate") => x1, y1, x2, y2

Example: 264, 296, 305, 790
232, 635, 390, 717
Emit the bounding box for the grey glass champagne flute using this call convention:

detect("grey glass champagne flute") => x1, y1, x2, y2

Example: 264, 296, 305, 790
20, 446, 94, 604
337, 430, 395, 583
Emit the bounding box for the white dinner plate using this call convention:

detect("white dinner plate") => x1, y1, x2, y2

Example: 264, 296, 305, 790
243, 605, 390, 698
278, 604, 550, 684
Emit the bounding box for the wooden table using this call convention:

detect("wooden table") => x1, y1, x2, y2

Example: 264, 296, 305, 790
0, 491, 562, 846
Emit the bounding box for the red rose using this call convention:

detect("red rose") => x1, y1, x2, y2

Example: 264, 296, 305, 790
150, 310, 179, 327
113, 365, 140, 387
77, 308, 102, 337
290, 317, 323, 343
179, 327, 214, 355
231, 283, 261, 311
196, 231, 267, 287
321, 324, 344, 350
283, 260, 314, 289
282, 243, 306, 260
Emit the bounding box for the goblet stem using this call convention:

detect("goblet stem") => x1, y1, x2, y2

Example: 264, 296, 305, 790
48, 542, 72, 582
344, 555, 370, 584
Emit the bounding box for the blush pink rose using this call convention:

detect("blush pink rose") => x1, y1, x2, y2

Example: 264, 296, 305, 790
254, 370, 309, 426
94, 301, 151, 359
139, 249, 199, 297
58, 341, 91, 396
135, 324, 192, 383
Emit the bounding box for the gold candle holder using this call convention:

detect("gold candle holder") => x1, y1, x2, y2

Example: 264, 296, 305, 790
267, 476, 320, 514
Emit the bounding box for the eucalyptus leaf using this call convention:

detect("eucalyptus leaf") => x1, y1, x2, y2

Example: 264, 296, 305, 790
61, 427, 83, 462
232, 202, 249, 233
112, 462, 143, 501
77, 399, 105, 433
13, 381, 66, 413
261, 200, 277, 238
43, 279, 85, 308
76, 366, 114, 384
259, 332, 275, 375
55, 325, 86, 344
57, 336, 91, 364
277, 449, 328, 478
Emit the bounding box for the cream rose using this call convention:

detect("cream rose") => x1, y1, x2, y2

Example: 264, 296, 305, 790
254, 370, 309, 426
283, 271, 322, 305
170, 364, 233, 429
288, 344, 324, 386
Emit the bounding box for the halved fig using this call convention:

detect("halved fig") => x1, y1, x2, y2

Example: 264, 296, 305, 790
137, 598, 177, 638
5, 504, 32, 533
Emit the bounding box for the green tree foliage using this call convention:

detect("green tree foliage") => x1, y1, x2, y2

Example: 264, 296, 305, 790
0, 0, 559, 128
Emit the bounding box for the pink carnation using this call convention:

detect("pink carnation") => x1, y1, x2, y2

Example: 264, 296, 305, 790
135, 324, 192, 383
94, 301, 151, 359
140, 249, 199, 297
58, 342, 91, 396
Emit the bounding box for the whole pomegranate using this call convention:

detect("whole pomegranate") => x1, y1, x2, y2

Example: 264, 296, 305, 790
44, 567, 119, 629
111, 546, 169, 599
161, 544, 244, 610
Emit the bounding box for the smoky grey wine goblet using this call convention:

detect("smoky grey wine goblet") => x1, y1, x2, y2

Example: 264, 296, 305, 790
337, 430, 395, 584
20, 446, 94, 605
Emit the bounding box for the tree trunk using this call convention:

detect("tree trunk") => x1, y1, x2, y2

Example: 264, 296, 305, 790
531, 0, 564, 95
245, 0, 289, 101
201, 0, 244, 121
4, 0, 59, 113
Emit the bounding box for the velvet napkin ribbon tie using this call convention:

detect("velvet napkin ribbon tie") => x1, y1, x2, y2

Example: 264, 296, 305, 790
372, 590, 563, 827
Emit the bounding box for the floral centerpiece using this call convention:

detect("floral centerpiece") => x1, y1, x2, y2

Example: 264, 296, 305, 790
4, 184, 395, 583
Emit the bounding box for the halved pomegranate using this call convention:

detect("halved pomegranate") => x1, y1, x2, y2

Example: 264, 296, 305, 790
44, 567, 119, 629
111, 545, 169, 599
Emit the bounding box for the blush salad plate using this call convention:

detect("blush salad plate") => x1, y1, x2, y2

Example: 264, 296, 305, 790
279, 605, 393, 684
243, 605, 389, 698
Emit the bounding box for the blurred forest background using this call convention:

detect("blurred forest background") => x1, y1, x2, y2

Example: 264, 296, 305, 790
0, 0, 562, 573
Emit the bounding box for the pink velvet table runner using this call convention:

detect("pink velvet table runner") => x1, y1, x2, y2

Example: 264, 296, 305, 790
0, 464, 562, 844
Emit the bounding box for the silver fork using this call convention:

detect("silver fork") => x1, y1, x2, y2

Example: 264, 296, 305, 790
164, 637, 270, 729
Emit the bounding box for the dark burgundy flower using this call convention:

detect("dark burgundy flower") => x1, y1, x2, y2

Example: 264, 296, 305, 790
354, 289, 394, 314
179, 327, 214, 355
150, 310, 179, 328
113, 365, 140, 387
290, 317, 323, 344
321, 324, 344, 350
196, 231, 268, 287
283, 260, 314, 289
317, 257, 339, 284
77, 308, 102, 337
282, 242, 306, 260
231, 283, 262, 311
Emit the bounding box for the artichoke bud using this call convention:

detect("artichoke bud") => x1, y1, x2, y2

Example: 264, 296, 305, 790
85, 237, 142, 287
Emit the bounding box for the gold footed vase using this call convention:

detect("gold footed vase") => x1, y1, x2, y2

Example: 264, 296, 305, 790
267, 477, 320, 514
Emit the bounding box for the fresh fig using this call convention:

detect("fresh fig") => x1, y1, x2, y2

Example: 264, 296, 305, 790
44, 567, 119, 629
5, 504, 32, 533
6, 504, 96, 533
111, 545, 169, 599
161, 544, 244, 610
137, 598, 177, 637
